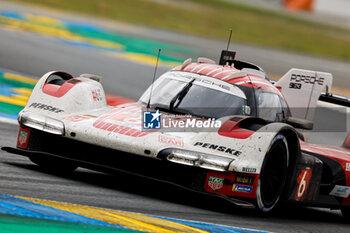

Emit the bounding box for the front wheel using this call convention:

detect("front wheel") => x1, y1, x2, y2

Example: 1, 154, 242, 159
29, 155, 78, 173
256, 134, 289, 212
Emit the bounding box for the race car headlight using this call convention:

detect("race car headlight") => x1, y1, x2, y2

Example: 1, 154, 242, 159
158, 148, 234, 172
18, 112, 65, 135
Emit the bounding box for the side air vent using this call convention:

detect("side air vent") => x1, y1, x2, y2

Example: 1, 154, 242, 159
46, 71, 73, 86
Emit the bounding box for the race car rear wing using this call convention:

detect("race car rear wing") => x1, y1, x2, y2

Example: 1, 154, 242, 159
275, 68, 334, 122
319, 92, 350, 107
319, 93, 350, 149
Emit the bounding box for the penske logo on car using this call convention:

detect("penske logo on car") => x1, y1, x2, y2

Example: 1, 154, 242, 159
194, 142, 241, 156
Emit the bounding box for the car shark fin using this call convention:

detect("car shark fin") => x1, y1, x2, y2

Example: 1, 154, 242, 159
275, 68, 333, 122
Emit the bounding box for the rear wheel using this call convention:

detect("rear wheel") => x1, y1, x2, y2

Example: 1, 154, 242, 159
29, 155, 78, 173
256, 134, 289, 212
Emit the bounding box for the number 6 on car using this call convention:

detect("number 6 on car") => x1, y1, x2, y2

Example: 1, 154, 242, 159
295, 168, 312, 201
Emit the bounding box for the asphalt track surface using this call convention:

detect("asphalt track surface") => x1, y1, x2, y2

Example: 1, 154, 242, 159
0, 3, 350, 233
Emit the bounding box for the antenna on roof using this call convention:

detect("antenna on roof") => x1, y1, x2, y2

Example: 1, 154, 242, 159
219, 28, 236, 66
147, 49, 161, 109
226, 28, 232, 51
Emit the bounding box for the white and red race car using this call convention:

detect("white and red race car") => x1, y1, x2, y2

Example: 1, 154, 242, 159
3, 50, 350, 216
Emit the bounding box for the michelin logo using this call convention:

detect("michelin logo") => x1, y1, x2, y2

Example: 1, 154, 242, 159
232, 184, 253, 193
329, 185, 350, 198
143, 110, 161, 129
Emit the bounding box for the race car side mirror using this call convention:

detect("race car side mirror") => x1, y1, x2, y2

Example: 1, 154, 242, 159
285, 117, 314, 130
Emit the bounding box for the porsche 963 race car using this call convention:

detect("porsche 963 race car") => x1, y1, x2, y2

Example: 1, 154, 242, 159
3, 50, 350, 217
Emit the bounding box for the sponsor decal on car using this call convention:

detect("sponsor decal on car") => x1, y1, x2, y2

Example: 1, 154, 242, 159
91, 89, 103, 101
329, 185, 350, 198
158, 135, 184, 147
208, 176, 224, 191
193, 142, 241, 156
232, 184, 253, 193
289, 74, 326, 90
346, 163, 350, 172
29, 102, 64, 113
235, 175, 255, 185
242, 167, 257, 173
17, 127, 30, 149
18, 131, 28, 146
290, 74, 324, 85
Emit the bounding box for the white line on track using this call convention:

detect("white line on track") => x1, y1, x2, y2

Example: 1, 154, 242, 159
0, 116, 18, 125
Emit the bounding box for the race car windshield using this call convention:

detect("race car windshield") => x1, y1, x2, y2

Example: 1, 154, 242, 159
171, 83, 248, 119
141, 78, 188, 108
139, 75, 249, 119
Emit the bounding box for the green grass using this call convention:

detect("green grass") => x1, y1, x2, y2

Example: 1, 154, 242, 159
9, 0, 350, 60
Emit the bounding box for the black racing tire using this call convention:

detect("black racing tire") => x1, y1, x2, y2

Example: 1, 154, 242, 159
256, 133, 289, 212
29, 155, 78, 173
341, 207, 350, 218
